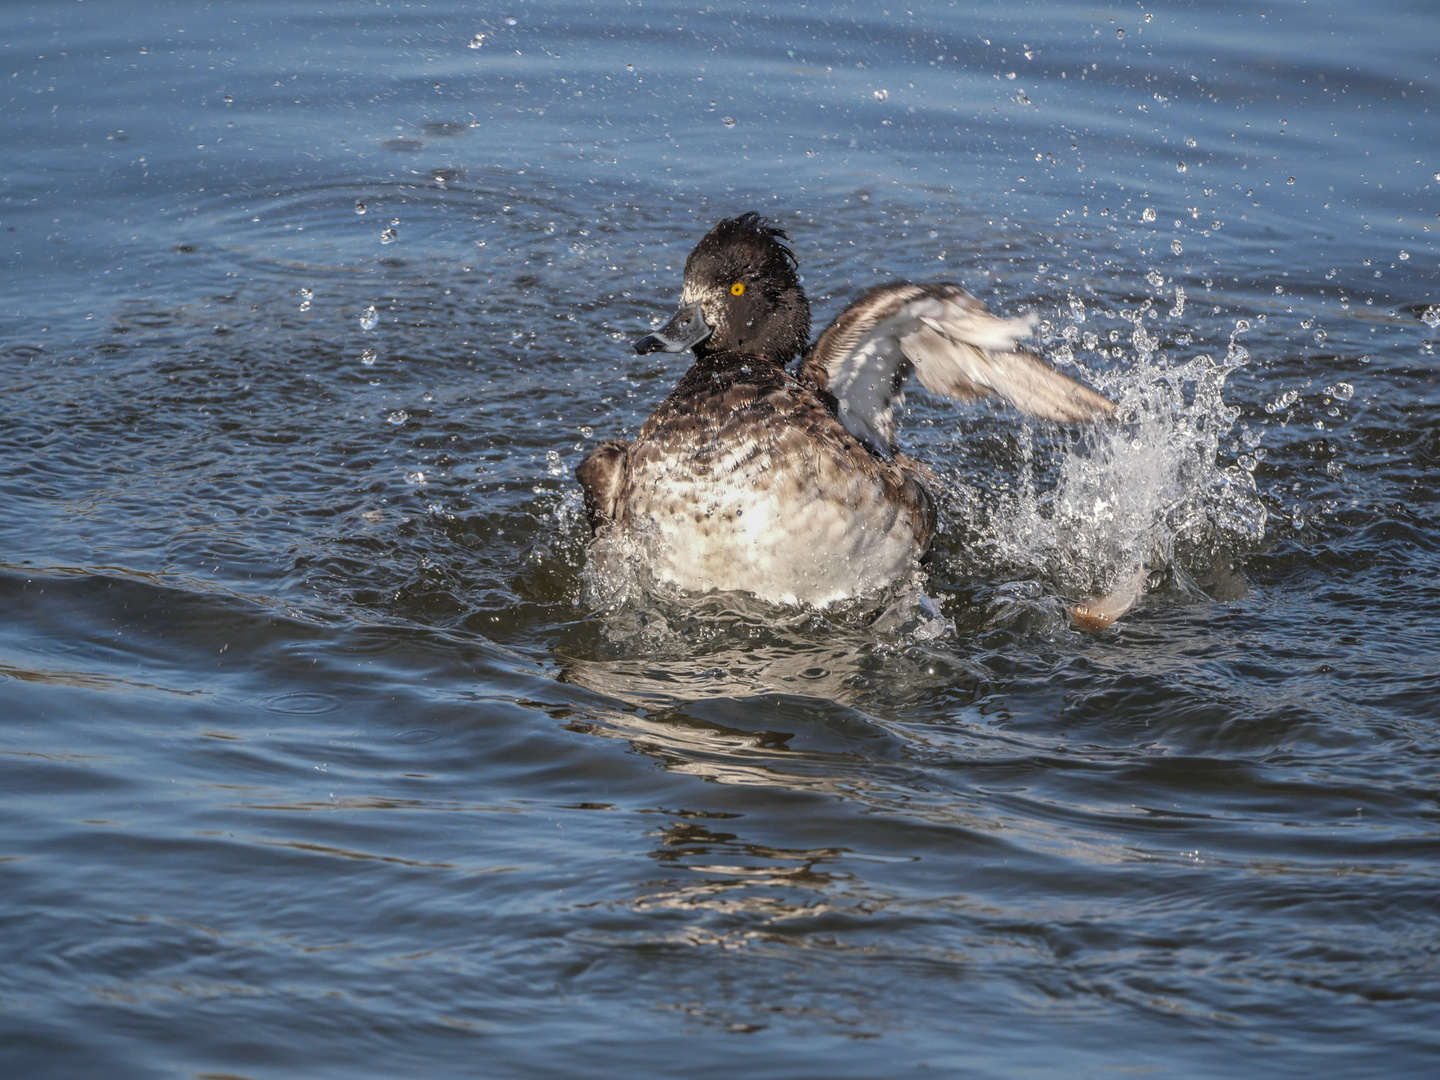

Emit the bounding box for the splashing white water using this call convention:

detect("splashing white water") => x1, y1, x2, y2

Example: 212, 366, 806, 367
974, 308, 1267, 604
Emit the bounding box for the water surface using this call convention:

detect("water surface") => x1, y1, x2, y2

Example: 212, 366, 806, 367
3, 2, 1439, 1077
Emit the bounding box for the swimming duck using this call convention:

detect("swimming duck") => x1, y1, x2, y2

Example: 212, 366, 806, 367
577, 212, 1115, 609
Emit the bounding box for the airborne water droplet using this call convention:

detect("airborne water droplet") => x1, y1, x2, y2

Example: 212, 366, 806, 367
1141, 207, 1156, 222
381, 227, 398, 244
354, 199, 367, 215
387, 410, 409, 426
361, 347, 378, 366
1171, 239, 1184, 255
360, 305, 378, 330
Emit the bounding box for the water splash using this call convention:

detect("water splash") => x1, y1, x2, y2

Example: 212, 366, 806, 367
970, 309, 1267, 606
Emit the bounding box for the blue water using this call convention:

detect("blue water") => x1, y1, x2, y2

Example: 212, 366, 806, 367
3, 2, 1439, 1077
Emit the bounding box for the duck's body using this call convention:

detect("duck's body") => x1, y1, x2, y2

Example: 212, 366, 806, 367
580, 351, 934, 606
577, 213, 1114, 609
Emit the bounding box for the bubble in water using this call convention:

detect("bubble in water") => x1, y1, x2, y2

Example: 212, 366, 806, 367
1141, 207, 1156, 222
360, 305, 378, 330
873, 89, 889, 101
380, 227, 398, 244
354, 199, 367, 215
1171, 239, 1184, 255
387, 410, 409, 425
361, 348, 378, 366
1421, 305, 1440, 328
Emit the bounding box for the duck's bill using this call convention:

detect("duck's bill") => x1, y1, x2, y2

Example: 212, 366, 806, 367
635, 300, 712, 354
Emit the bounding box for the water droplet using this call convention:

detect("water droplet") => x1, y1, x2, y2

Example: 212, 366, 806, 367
361, 348, 378, 366
1005, 71, 1017, 80
1286, 176, 1295, 185
1169, 285, 1186, 318
1146, 270, 1164, 290
1141, 207, 1156, 222
387, 410, 408, 425
722, 116, 736, 127
1176, 161, 1187, 173
1116, 28, 1125, 39
405, 470, 426, 485
579, 425, 594, 438
298, 286, 313, 311
1068, 295, 1086, 322
1399, 250, 1410, 261
354, 199, 367, 215
1145, 12, 1153, 21
1015, 89, 1030, 105
504, 15, 517, 26
468, 33, 486, 49
1265, 389, 1299, 414
360, 305, 378, 330
1326, 381, 1355, 401
380, 227, 398, 244
546, 450, 564, 476
1420, 305, 1440, 328
1171, 239, 1183, 255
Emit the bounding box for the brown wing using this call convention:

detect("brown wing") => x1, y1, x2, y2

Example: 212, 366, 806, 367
801, 282, 1114, 453
576, 440, 631, 533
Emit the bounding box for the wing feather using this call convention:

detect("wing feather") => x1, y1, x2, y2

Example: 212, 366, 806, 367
803, 283, 1114, 453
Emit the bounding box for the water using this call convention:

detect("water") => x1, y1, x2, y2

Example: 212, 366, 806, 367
3, 1, 1439, 1076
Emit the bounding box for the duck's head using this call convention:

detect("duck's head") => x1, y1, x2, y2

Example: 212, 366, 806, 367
635, 212, 811, 365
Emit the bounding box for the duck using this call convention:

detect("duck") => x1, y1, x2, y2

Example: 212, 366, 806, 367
576, 212, 1116, 610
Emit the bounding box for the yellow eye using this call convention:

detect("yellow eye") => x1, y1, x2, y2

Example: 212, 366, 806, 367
730, 281, 745, 296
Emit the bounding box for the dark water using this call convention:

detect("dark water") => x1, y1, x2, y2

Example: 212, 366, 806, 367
3, 1, 1439, 1076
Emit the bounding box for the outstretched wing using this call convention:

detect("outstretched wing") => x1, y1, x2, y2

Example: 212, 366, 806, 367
799, 283, 1114, 454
